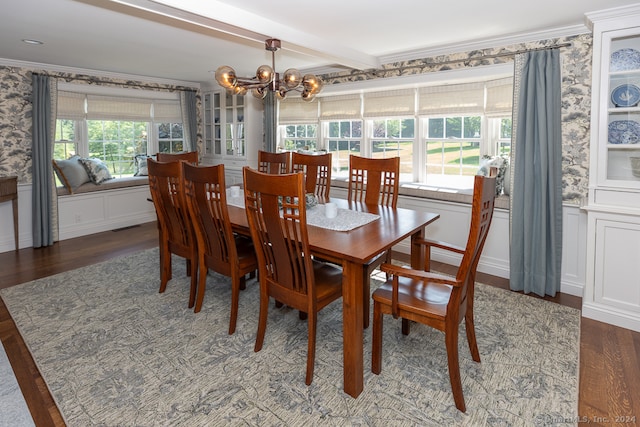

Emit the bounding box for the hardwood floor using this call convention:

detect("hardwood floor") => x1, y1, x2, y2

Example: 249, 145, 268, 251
1, 221, 638, 426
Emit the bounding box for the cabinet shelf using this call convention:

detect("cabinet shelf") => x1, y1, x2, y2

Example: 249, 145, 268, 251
607, 144, 640, 149
608, 106, 640, 113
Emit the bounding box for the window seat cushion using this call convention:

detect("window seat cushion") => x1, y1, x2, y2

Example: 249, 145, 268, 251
57, 176, 148, 196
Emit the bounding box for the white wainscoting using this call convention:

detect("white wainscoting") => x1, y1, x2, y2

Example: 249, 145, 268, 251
0, 183, 586, 297
0, 184, 155, 251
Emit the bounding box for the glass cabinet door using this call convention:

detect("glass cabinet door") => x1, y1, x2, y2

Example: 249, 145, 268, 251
604, 31, 640, 186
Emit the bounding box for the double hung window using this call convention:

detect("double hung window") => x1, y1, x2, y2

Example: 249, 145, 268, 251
54, 87, 183, 178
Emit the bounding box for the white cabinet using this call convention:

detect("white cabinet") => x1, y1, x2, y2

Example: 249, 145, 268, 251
202, 90, 264, 181
584, 5, 640, 332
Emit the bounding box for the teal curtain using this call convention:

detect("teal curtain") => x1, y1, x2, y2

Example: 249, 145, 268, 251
509, 49, 563, 297
264, 91, 277, 152
180, 90, 198, 151
31, 74, 55, 247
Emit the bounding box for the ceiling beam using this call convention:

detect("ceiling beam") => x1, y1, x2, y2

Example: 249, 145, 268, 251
107, 0, 379, 70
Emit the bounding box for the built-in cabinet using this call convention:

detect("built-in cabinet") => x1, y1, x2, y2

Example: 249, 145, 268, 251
202, 90, 264, 182
584, 5, 640, 332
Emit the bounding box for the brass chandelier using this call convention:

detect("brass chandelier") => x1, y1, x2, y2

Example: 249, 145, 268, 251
214, 38, 323, 101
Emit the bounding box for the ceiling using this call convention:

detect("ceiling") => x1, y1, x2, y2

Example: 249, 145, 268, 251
1, 0, 639, 87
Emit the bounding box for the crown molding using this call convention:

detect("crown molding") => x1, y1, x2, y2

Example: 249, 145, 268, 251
0, 57, 200, 89
585, 4, 640, 29
379, 24, 589, 65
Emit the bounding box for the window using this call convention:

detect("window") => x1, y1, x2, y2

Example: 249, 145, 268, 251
277, 68, 513, 192
325, 120, 362, 177
54, 87, 183, 179
281, 124, 318, 151
371, 118, 414, 181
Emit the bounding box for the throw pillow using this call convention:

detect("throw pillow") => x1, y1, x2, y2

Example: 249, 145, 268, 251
52, 155, 91, 193
79, 158, 113, 184
477, 155, 509, 196
134, 154, 154, 176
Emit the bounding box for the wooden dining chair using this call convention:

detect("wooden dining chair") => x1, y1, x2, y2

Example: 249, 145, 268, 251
371, 173, 497, 412
243, 166, 343, 385
147, 158, 198, 308
291, 151, 332, 201
258, 150, 291, 174
347, 154, 400, 328
182, 163, 259, 333
156, 150, 199, 165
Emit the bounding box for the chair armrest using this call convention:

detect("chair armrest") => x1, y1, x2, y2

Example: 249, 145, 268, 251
380, 263, 458, 286
414, 237, 465, 254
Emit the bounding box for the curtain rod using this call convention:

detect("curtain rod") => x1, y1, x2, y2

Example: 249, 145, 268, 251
341, 42, 572, 78
32, 72, 198, 92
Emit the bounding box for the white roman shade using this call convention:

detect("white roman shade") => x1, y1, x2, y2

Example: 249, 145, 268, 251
153, 99, 182, 122
57, 91, 86, 120
363, 89, 415, 117
418, 82, 485, 116
86, 95, 153, 120
278, 98, 319, 124
319, 94, 361, 120
485, 78, 514, 117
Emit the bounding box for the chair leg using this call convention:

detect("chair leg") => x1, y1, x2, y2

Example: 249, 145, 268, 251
239, 275, 246, 291
465, 311, 481, 363
305, 311, 317, 385
371, 301, 383, 374
401, 318, 411, 335
188, 258, 198, 309
299, 311, 308, 320
254, 289, 269, 352
193, 261, 207, 313
159, 244, 171, 293
445, 325, 466, 412
228, 276, 241, 335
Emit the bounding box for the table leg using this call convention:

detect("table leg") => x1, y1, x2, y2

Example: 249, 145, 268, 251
341, 260, 364, 398
410, 227, 426, 270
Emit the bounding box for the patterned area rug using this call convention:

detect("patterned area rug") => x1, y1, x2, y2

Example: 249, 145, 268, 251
0, 342, 35, 427
0, 248, 580, 426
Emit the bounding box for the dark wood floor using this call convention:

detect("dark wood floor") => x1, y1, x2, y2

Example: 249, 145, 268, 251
0, 222, 638, 426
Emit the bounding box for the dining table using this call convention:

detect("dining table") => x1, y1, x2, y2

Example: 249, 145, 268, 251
226, 196, 440, 398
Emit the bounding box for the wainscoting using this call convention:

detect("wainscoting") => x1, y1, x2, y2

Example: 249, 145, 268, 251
0, 183, 585, 296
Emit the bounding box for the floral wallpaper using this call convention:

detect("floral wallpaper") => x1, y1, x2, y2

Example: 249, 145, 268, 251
0, 33, 591, 204
0, 67, 202, 185
322, 33, 593, 205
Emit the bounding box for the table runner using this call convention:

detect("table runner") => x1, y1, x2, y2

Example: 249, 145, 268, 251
226, 195, 379, 231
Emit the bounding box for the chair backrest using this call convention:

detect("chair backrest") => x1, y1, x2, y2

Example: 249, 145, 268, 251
347, 155, 400, 208
147, 159, 192, 248
182, 163, 237, 273
455, 174, 497, 301
258, 150, 291, 175
243, 167, 315, 300
156, 151, 199, 165
291, 152, 332, 201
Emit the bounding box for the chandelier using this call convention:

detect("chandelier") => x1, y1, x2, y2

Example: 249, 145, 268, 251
214, 38, 323, 102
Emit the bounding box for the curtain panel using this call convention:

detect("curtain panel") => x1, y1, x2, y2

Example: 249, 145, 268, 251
180, 90, 197, 151
31, 74, 58, 247
509, 50, 563, 297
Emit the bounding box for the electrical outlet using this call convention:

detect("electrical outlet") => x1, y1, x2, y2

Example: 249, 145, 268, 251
74, 214, 82, 223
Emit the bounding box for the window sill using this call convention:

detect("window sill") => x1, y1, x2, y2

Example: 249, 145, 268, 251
330, 179, 510, 210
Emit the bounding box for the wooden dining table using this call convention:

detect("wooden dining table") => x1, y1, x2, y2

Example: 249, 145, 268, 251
226, 197, 440, 398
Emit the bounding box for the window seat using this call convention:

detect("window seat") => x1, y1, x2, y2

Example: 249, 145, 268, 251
329, 179, 509, 210
57, 176, 149, 196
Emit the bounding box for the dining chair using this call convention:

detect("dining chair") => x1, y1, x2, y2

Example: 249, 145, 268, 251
147, 158, 198, 308
347, 154, 400, 328
258, 150, 291, 174
182, 163, 258, 333
291, 151, 332, 202
371, 173, 497, 412
243, 166, 343, 385
156, 150, 199, 165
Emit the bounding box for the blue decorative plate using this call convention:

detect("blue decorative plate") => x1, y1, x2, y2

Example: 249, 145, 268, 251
608, 120, 640, 144
611, 84, 640, 107
611, 48, 640, 71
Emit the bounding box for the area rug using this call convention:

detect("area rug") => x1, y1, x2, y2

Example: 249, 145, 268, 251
0, 341, 35, 427
0, 248, 580, 426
